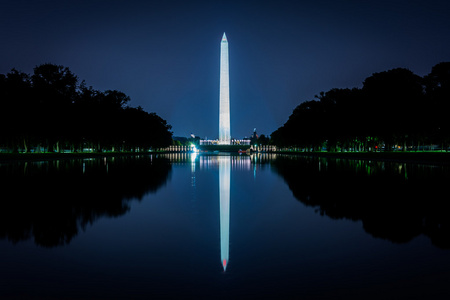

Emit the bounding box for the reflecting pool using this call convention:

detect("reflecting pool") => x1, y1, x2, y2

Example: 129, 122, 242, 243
1, 153, 449, 299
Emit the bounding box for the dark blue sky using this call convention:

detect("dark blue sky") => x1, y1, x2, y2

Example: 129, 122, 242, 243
1, 0, 449, 139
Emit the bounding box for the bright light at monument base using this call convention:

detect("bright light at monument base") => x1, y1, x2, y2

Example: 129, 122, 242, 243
200, 139, 251, 145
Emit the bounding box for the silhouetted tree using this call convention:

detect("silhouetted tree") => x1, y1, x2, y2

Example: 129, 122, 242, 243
362, 68, 424, 151
0, 63, 173, 153
0, 69, 33, 152
258, 134, 270, 145
424, 62, 450, 149
271, 64, 444, 152
31, 63, 79, 152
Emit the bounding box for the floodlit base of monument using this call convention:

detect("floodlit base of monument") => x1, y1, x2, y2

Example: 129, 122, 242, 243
197, 144, 251, 152
200, 139, 251, 146
199, 139, 251, 152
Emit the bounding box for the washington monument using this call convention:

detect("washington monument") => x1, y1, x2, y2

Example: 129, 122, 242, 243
219, 33, 231, 145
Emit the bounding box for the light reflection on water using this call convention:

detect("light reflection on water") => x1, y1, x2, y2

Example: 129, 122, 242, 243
219, 156, 230, 271
0, 153, 450, 299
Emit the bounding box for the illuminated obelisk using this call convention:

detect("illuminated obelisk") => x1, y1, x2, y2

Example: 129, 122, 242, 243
219, 33, 231, 145
219, 156, 230, 271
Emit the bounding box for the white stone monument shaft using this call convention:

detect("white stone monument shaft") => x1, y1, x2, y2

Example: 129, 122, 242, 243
219, 33, 231, 145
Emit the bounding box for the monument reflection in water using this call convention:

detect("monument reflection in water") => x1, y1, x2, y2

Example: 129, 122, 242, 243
219, 156, 230, 271
189, 153, 255, 272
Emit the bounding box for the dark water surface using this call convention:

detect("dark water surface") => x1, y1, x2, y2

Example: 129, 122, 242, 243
1, 153, 449, 299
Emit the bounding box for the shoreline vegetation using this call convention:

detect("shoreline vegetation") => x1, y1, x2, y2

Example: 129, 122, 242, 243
3, 62, 450, 162
271, 62, 450, 153
0, 63, 173, 154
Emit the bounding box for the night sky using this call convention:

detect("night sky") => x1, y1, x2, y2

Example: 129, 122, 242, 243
1, 0, 450, 139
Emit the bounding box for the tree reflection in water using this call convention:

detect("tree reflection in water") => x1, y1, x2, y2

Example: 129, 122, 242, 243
272, 155, 450, 249
0, 155, 171, 247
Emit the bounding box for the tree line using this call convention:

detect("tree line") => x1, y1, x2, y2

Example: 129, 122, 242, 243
0, 63, 173, 153
271, 62, 450, 152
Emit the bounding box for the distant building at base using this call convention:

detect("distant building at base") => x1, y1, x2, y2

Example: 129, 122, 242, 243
200, 139, 250, 146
